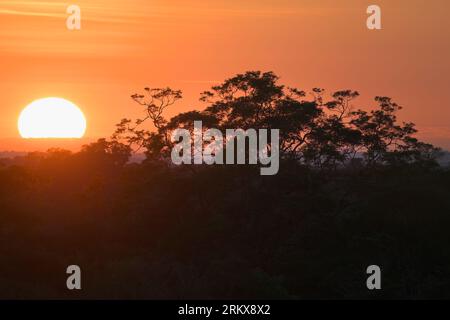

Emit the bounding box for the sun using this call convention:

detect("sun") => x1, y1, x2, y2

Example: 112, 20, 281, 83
18, 97, 87, 139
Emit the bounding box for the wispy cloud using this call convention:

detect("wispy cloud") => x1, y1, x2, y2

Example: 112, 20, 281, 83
0, 1, 140, 23
0, 1, 69, 6
0, 8, 64, 18
0, 0, 148, 56
0, 0, 339, 57
180, 80, 221, 84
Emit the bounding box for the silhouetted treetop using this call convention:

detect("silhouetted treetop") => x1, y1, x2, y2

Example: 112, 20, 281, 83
109, 70, 439, 169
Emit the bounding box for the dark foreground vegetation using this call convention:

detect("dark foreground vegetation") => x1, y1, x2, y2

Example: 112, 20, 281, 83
1, 71, 450, 299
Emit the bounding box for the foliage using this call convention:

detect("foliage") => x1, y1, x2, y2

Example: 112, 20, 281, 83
0, 71, 448, 299
113, 71, 440, 171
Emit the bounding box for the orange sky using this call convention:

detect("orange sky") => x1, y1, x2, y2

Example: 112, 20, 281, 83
1, 0, 450, 151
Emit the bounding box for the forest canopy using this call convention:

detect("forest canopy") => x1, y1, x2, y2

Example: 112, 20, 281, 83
0, 71, 448, 300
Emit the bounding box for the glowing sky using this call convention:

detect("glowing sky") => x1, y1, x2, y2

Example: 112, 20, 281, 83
1, 0, 450, 150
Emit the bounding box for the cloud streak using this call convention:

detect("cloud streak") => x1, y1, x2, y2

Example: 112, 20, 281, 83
0, 8, 64, 18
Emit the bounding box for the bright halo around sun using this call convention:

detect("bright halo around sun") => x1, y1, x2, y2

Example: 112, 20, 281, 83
18, 97, 87, 138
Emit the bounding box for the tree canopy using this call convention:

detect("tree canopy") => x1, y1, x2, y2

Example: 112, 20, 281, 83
108, 71, 439, 170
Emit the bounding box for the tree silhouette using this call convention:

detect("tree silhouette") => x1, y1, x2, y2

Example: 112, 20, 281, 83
113, 70, 439, 169
112, 87, 182, 160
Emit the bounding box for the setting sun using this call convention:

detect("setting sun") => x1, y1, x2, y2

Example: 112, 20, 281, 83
18, 97, 87, 139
